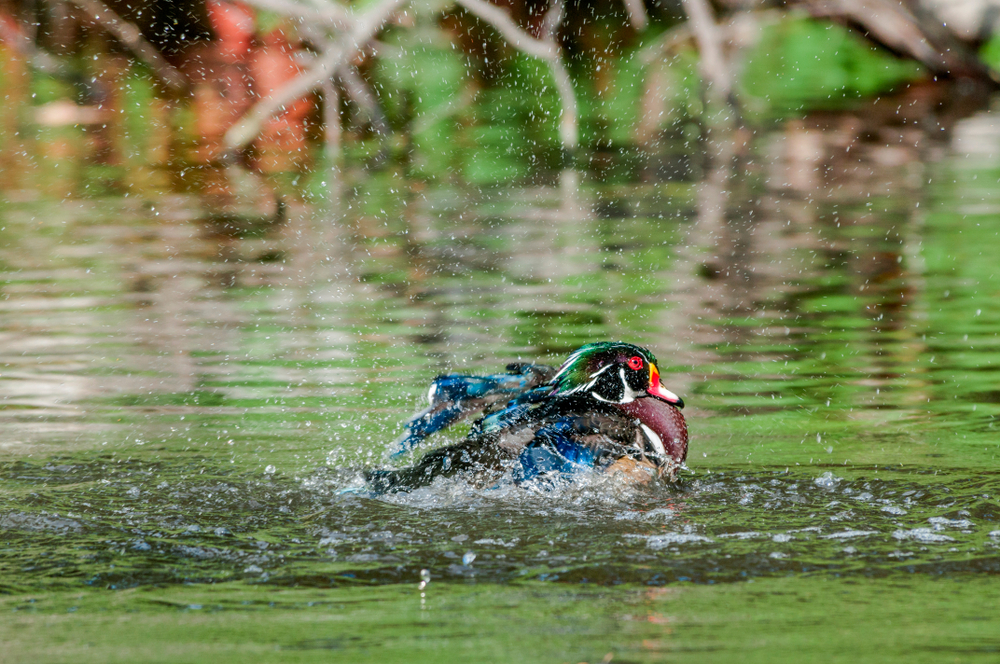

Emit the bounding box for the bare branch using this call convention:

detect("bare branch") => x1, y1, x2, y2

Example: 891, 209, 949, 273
548, 51, 578, 149
679, 0, 731, 101
620, 0, 648, 31
223, 0, 407, 154
339, 65, 391, 136
457, 0, 576, 149
65, 0, 188, 93
539, 0, 565, 40
456, 0, 555, 60
638, 22, 693, 65
801, 0, 995, 80
321, 77, 341, 163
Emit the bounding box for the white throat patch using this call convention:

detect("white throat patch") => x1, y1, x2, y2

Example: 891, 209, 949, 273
639, 423, 667, 456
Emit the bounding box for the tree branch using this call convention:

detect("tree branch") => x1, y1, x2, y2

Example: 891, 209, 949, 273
222, 0, 407, 154
321, 77, 341, 162
456, 0, 555, 60
456, 0, 577, 149
679, 0, 731, 101
65, 0, 188, 93
801, 0, 995, 80
539, 0, 564, 40
339, 65, 391, 136
620, 0, 648, 31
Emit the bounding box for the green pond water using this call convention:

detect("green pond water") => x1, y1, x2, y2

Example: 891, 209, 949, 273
3, 88, 1000, 662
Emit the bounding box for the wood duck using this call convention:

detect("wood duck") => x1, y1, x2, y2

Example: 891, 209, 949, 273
365, 342, 688, 493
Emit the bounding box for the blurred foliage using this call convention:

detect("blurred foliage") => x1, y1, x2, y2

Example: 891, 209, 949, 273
463, 54, 561, 183
979, 31, 1000, 70
0, 9, 933, 189
740, 17, 924, 116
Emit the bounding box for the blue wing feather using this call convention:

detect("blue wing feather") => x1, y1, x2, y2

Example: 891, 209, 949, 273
391, 365, 554, 458
513, 419, 600, 483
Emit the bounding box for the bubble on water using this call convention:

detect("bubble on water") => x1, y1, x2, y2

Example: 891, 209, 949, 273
814, 472, 841, 490
928, 517, 973, 530
265, 465, 276, 475
462, 551, 476, 565
419, 568, 431, 591
892, 528, 955, 543
646, 533, 714, 549
473, 538, 519, 547
615, 507, 677, 521
717, 531, 765, 540
821, 530, 877, 540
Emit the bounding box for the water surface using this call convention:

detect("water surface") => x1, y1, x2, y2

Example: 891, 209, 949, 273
3, 83, 1000, 661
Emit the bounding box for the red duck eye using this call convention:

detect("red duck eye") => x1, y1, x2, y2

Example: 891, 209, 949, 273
627, 356, 643, 371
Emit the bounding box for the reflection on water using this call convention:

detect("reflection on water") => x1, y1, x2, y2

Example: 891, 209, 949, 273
2, 80, 1000, 647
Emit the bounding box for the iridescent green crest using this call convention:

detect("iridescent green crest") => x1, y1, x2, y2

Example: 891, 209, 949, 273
549, 342, 658, 395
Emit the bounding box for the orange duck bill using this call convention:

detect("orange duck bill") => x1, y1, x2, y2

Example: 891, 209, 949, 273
646, 363, 684, 408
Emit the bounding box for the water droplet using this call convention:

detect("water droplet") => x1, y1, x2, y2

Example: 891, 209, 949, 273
814, 472, 840, 490
418, 568, 431, 590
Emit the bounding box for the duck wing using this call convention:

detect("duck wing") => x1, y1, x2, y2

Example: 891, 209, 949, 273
390, 363, 555, 458
368, 398, 643, 493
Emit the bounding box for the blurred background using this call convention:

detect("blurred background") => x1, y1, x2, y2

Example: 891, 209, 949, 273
4, 1, 1000, 662
1, 0, 997, 194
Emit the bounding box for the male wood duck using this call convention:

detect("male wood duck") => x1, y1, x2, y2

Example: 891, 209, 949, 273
365, 342, 688, 493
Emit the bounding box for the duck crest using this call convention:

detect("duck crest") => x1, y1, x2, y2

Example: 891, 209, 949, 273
549, 341, 657, 397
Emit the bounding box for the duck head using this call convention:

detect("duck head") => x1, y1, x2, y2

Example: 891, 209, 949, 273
551, 342, 688, 479
549, 342, 683, 408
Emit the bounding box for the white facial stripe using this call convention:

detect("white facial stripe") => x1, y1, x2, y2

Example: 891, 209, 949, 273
590, 363, 613, 379
590, 391, 613, 402
427, 383, 438, 405
619, 368, 638, 403
562, 362, 613, 395
639, 423, 667, 456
